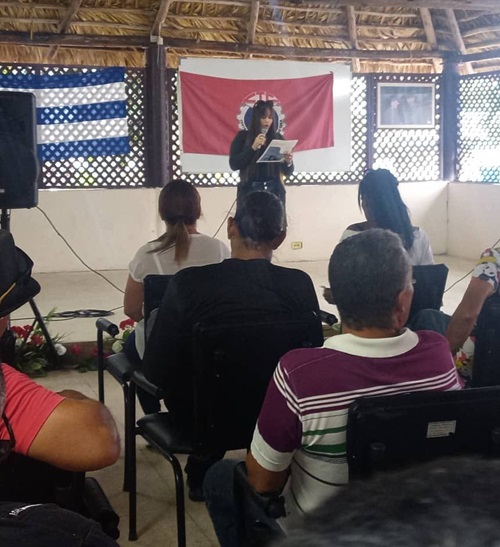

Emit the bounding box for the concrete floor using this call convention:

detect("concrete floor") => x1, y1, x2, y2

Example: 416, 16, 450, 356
18, 255, 476, 545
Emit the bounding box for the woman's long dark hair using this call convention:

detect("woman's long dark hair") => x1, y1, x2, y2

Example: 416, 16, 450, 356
149, 179, 201, 264
358, 169, 415, 251
241, 100, 279, 184
245, 100, 278, 144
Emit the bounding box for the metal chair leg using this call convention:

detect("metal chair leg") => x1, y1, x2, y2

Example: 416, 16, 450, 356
128, 381, 138, 541
164, 453, 186, 547
122, 381, 130, 492
96, 329, 105, 403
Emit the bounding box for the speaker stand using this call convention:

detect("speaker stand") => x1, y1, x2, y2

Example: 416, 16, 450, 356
1, 208, 59, 369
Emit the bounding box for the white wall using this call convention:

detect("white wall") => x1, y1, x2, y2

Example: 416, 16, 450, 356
9, 182, 448, 273
448, 182, 500, 259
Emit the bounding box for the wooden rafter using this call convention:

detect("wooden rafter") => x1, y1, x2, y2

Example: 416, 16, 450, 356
258, 0, 500, 9
47, 0, 83, 59
445, 8, 473, 74
151, 0, 175, 37
346, 6, 360, 73
247, 0, 260, 44
0, 31, 446, 60
419, 8, 441, 72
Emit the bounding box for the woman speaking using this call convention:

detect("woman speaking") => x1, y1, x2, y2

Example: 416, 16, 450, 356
229, 99, 293, 204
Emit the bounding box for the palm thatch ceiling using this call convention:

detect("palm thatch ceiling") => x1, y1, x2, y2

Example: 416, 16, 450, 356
0, 0, 499, 73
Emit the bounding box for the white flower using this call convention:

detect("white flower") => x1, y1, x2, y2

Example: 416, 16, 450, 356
112, 340, 123, 354
15, 338, 23, 348
54, 343, 67, 356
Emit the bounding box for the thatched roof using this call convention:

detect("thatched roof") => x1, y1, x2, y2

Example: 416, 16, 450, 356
0, 0, 499, 73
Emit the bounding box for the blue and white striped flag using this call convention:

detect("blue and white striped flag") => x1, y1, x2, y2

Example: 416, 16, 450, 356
0, 67, 130, 161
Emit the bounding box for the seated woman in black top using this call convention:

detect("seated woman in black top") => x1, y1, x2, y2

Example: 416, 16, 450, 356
142, 192, 320, 498
229, 99, 294, 205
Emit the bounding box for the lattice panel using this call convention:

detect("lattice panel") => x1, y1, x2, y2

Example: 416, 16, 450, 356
371, 74, 441, 182
167, 71, 368, 186
458, 73, 500, 183
0, 64, 146, 189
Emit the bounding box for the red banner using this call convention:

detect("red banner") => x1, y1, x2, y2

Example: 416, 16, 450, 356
180, 72, 334, 155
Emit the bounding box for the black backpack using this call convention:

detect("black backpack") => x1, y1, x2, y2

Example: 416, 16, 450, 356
0, 229, 40, 317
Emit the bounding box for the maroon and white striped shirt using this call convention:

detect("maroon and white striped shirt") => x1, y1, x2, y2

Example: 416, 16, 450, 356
250, 329, 463, 527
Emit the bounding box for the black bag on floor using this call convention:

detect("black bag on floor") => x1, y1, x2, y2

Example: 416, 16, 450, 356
0, 453, 120, 540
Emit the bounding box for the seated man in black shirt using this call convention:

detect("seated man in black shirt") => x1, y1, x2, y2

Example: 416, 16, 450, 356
142, 192, 320, 499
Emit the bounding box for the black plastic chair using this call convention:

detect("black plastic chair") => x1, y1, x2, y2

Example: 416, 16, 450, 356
128, 312, 323, 546
471, 293, 500, 387
95, 274, 172, 490
347, 387, 500, 478
408, 264, 449, 322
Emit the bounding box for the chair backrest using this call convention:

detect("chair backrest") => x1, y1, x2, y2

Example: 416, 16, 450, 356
472, 293, 500, 387
143, 274, 172, 332
192, 312, 324, 452
408, 264, 449, 321
347, 387, 500, 478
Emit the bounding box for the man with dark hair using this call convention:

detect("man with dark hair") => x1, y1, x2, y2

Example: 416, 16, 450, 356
278, 457, 500, 547
203, 228, 462, 546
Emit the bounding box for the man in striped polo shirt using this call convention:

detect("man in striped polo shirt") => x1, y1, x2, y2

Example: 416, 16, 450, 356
204, 229, 463, 545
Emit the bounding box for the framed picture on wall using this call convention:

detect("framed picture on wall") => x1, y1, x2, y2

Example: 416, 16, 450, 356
377, 83, 435, 129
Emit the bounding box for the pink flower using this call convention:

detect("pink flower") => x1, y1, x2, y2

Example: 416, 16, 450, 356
30, 334, 43, 346
119, 318, 135, 330
69, 344, 82, 356
10, 326, 25, 337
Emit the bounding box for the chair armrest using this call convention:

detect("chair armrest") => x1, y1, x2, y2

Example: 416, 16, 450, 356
106, 352, 134, 384
96, 318, 119, 337
320, 310, 338, 327
132, 370, 166, 400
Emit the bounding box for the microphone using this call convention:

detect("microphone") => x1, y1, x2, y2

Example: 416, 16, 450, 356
260, 127, 268, 136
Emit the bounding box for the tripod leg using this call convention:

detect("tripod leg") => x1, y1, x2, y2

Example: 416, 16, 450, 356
29, 299, 59, 368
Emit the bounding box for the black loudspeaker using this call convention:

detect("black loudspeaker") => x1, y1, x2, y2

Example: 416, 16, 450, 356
0, 91, 39, 209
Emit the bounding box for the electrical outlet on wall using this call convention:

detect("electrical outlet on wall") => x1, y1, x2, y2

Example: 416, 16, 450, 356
291, 241, 303, 250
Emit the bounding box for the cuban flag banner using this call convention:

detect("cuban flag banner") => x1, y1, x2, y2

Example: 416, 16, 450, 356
0, 67, 129, 162
179, 58, 351, 173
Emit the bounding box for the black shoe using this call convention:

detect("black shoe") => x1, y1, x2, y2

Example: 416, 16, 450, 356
187, 481, 205, 502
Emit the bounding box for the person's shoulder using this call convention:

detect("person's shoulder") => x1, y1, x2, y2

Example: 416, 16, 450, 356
412, 226, 429, 238
233, 130, 247, 141
279, 347, 332, 376
270, 263, 314, 285
413, 329, 454, 358
175, 260, 226, 282
131, 240, 157, 260
345, 221, 369, 232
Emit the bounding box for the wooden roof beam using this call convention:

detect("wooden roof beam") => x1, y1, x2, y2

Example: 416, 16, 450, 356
151, 0, 175, 37
420, 8, 441, 72
245, 0, 259, 58
346, 6, 360, 73
0, 31, 447, 60
259, 0, 500, 9
247, 0, 260, 44
47, 0, 83, 60
445, 8, 473, 74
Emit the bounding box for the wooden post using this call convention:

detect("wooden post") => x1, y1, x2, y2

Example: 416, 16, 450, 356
366, 75, 376, 170
144, 41, 169, 187
441, 59, 460, 182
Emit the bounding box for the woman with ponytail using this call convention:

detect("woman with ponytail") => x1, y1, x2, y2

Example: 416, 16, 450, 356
124, 179, 230, 361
